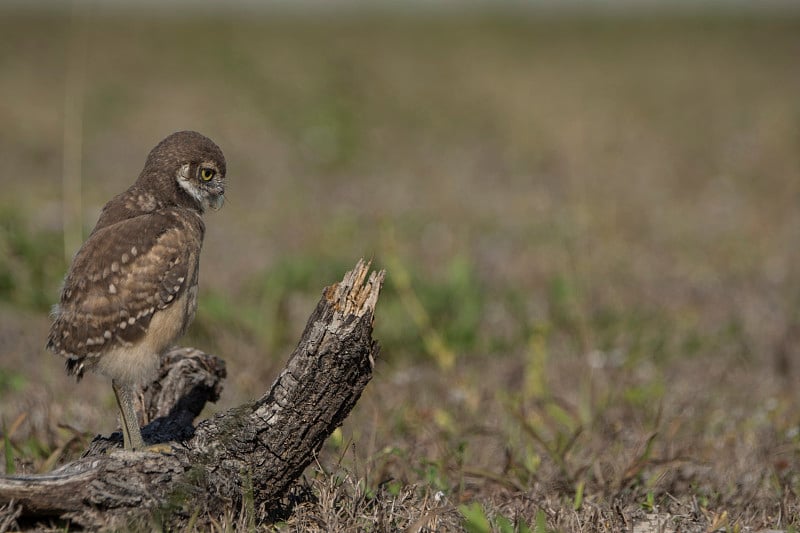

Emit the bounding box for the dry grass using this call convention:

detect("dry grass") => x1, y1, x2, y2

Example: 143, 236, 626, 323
1, 8, 800, 531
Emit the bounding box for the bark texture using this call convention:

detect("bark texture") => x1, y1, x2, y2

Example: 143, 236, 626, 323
0, 260, 384, 529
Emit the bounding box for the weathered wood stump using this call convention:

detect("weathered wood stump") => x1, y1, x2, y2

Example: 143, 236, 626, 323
0, 260, 385, 529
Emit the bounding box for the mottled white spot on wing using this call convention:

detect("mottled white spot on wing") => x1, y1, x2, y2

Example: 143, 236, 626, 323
109, 283, 117, 294
136, 194, 157, 211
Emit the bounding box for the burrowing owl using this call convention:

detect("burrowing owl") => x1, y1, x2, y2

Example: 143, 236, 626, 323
47, 131, 227, 450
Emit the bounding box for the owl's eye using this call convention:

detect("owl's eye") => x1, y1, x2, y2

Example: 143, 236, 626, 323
199, 168, 216, 181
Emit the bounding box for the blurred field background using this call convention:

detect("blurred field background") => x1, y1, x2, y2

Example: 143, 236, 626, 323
1, 2, 800, 530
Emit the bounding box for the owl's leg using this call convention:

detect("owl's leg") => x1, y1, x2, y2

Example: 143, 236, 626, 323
112, 379, 145, 450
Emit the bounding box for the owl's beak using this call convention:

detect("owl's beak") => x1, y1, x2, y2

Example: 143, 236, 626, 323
209, 193, 225, 211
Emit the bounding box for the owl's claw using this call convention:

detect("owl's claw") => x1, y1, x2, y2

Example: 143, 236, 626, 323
142, 443, 175, 455
107, 442, 175, 455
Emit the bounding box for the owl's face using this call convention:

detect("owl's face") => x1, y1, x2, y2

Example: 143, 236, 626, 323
175, 159, 226, 212
140, 130, 227, 214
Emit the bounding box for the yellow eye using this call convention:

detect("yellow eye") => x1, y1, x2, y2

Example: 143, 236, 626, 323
200, 168, 215, 181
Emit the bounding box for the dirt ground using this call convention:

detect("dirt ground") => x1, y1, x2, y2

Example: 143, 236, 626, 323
1, 7, 800, 531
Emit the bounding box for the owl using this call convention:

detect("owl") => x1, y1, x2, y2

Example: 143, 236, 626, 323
47, 131, 227, 450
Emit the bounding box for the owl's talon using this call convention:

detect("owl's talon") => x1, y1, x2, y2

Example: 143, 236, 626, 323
142, 443, 175, 455
107, 443, 174, 455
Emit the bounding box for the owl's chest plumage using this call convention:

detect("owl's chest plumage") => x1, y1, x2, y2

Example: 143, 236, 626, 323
47, 191, 206, 384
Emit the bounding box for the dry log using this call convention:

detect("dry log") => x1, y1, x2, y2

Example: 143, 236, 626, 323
0, 260, 385, 529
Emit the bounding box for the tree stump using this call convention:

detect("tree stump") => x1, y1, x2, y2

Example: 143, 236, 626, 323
0, 260, 385, 530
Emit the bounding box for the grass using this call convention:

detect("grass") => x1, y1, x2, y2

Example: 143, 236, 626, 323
1, 8, 800, 531
0, 209, 66, 312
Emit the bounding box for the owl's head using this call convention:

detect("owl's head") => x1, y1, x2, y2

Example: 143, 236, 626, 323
142, 131, 227, 213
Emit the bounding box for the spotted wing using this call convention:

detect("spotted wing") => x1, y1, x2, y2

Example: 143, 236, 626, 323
46, 208, 204, 377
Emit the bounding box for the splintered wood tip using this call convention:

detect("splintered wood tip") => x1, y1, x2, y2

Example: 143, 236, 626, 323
327, 259, 386, 317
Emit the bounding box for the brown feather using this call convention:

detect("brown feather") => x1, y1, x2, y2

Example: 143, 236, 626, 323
46, 131, 225, 382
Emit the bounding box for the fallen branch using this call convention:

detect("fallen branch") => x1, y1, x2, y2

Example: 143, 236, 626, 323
0, 259, 385, 529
